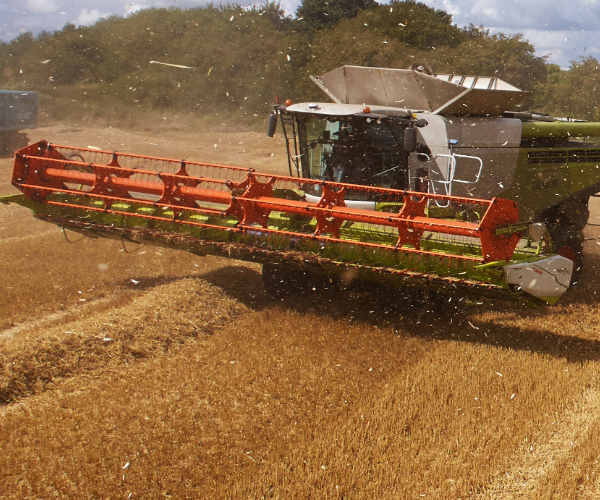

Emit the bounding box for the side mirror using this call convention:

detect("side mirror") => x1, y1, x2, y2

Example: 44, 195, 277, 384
267, 112, 278, 137
403, 127, 417, 152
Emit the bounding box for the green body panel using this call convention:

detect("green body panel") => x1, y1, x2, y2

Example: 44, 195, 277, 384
498, 146, 600, 220
501, 148, 570, 220
565, 153, 600, 195
522, 122, 600, 140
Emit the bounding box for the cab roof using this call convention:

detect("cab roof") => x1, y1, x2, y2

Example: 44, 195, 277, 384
283, 102, 413, 119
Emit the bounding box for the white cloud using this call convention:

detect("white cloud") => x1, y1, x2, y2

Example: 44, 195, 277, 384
125, 3, 149, 16
471, 4, 502, 24
27, 0, 59, 14
441, 0, 460, 18
417, 0, 600, 66
75, 8, 111, 26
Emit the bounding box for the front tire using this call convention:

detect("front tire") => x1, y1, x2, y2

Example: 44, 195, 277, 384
546, 223, 585, 283
543, 197, 589, 283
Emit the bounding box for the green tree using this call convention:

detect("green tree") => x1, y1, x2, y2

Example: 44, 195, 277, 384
253, 1, 292, 30
296, 0, 378, 30
437, 33, 547, 92
535, 57, 600, 120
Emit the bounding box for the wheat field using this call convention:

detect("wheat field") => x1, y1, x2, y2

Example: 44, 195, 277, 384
2, 126, 600, 499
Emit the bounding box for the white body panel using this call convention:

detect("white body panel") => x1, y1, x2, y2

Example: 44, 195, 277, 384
503, 256, 573, 300
305, 193, 376, 210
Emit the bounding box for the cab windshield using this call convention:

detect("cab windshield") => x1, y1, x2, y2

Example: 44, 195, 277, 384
295, 115, 408, 190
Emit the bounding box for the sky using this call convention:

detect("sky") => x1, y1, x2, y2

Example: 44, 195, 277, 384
1, 0, 600, 69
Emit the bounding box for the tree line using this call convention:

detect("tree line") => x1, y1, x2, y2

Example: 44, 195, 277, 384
0, 0, 596, 126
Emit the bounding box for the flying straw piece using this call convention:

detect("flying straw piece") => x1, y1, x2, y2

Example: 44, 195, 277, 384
150, 61, 195, 70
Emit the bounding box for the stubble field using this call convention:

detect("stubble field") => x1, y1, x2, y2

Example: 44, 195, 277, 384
3, 125, 600, 498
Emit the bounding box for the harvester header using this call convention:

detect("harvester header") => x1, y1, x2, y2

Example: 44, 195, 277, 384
2, 140, 574, 304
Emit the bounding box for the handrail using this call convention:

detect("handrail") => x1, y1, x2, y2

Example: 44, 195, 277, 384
428, 153, 484, 207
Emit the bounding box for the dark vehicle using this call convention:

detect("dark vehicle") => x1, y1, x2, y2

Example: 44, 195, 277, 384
0, 90, 38, 157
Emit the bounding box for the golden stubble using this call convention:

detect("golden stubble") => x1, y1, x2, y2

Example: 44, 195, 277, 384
1, 303, 597, 499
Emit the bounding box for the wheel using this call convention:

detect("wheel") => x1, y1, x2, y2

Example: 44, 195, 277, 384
546, 197, 590, 231
547, 223, 584, 283
542, 198, 589, 283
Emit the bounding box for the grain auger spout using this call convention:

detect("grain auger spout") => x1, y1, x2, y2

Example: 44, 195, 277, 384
2, 140, 574, 304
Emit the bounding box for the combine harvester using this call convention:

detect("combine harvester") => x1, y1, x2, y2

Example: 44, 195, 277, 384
3, 65, 600, 305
